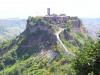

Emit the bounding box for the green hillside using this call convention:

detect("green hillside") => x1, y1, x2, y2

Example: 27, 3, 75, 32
0, 16, 99, 75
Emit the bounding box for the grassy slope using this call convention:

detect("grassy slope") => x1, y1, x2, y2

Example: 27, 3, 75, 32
59, 31, 86, 54
0, 42, 74, 75
0, 30, 86, 75
0, 27, 74, 75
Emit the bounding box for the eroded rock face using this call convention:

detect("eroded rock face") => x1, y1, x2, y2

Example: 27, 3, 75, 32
63, 30, 82, 47
16, 18, 57, 58
16, 16, 82, 58
64, 30, 73, 40
29, 24, 53, 33
46, 50, 59, 60
21, 29, 57, 49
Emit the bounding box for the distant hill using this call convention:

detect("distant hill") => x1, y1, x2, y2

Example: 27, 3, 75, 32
0, 19, 26, 28
81, 18, 100, 39
0, 19, 26, 42
81, 18, 100, 25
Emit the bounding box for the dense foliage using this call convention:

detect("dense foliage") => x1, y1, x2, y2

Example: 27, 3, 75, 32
73, 40, 100, 75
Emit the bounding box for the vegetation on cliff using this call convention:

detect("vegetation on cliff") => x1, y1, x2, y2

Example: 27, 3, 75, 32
0, 17, 73, 75
0, 16, 99, 75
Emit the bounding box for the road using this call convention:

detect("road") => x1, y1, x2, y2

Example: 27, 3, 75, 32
55, 27, 74, 56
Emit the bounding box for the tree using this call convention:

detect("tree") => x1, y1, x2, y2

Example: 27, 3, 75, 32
72, 40, 100, 75
0, 62, 4, 71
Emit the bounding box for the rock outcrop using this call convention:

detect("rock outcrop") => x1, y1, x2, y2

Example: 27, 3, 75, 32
16, 17, 58, 58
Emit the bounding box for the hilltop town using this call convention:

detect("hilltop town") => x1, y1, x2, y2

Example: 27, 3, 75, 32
27, 8, 83, 33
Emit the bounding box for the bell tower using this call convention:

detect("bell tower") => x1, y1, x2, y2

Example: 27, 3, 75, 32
47, 8, 50, 16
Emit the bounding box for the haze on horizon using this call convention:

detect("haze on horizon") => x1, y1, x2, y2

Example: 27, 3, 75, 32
0, 0, 100, 19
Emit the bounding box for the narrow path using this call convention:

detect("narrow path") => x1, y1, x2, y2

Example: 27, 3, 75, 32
55, 27, 74, 56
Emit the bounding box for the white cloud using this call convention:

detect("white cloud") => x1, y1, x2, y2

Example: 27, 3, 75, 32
0, 0, 100, 18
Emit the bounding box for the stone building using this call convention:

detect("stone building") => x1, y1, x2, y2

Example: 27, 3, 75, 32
27, 8, 82, 32
44, 8, 70, 24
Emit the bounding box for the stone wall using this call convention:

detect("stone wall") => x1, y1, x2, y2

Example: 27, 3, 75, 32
44, 16, 70, 24
26, 16, 82, 33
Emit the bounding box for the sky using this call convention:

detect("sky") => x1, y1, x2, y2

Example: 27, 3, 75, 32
0, 0, 100, 19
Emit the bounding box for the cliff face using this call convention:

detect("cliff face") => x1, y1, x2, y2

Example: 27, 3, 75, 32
16, 17, 58, 58
20, 16, 83, 51
0, 16, 83, 58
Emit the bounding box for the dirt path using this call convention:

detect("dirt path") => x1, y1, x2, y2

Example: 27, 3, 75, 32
55, 27, 74, 55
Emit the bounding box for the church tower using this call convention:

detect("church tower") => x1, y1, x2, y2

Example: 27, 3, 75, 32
47, 8, 50, 16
